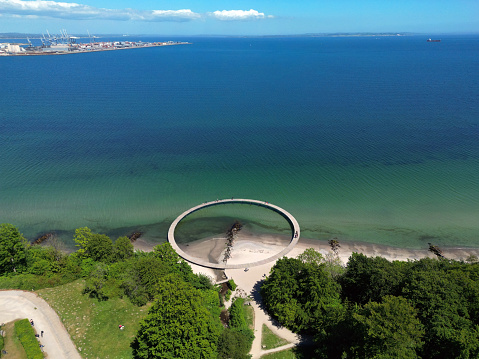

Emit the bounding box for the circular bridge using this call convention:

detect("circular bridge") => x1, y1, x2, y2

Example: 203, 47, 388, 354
168, 198, 300, 269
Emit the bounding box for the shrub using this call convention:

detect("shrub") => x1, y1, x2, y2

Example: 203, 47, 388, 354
14, 319, 44, 359
225, 289, 232, 302
229, 298, 247, 329
228, 279, 237, 291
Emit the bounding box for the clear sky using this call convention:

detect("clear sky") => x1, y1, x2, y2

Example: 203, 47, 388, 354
0, 0, 478, 36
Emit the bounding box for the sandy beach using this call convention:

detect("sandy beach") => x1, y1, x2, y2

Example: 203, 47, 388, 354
135, 234, 479, 268
134, 234, 479, 283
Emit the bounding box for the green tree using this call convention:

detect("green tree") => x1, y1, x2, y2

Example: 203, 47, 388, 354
229, 298, 248, 329
261, 256, 342, 333
0, 223, 28, 274
340, 253, 405, 304
131, 274, 221, 359
352, 296, 425, 359
153, 242, 180, 267
402, 266, 479, 358
112, 236, 134, 262
83, 262, 110, 300
73, 227, 113, 262
27, 245, 64, 276
122, 255, 168, 305
217, 328, 252, 359
298, 248, 324, 266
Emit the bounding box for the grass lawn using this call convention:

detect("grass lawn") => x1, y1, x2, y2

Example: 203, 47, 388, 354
261, 348, 296, 359
261, 324, 289, 350
3, 321, 28, 359
244, 304, 255, 330
37, 279, 150, 359
260, 346, 318, 359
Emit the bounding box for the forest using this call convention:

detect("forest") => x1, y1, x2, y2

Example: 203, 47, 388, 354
261, 248, 479, 358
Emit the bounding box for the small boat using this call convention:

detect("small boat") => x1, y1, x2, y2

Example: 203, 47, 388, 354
427, 39, 441, 42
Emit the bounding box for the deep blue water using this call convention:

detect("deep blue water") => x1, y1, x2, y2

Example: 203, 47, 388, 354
1, 35, 478, 249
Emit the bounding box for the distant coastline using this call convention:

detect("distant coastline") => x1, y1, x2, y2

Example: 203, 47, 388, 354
0, 32, 461, 39
0, 40, 190, 56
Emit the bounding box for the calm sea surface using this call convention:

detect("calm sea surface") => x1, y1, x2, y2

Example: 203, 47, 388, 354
1, 35, 478, 249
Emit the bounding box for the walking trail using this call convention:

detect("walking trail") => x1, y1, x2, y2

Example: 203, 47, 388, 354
226, 264, 307, 359
0, 290, 81, 359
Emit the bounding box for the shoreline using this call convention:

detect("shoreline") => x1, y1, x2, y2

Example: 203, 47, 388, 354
134, 235, 479, 265
133, 234, 479, 281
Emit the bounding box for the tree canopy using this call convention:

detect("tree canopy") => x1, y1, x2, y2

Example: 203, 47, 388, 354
0, 223, 28, 275
261, 249, 479, 359
131, 274, 222, 359
261, 255, 342, 333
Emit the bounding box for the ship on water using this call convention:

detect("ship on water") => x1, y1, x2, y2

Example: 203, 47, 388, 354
427, 38, 441, 42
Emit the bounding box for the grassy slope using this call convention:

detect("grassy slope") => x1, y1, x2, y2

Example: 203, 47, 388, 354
261, 350, 296, 359
244, 304, 254, 330
3, 321, 28, 359
37, 280, 150, 359
261, 324, 290, 350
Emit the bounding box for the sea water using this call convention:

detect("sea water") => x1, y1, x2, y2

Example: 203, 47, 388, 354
1, 35, 478, 249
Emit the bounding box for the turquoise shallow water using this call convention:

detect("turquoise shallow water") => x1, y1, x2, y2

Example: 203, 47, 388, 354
0, 35, 478, 249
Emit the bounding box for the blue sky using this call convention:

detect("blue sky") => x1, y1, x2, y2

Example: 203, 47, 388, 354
0, 0, 477, 35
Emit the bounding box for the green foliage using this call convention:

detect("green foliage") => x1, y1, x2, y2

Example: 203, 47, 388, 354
73, 227, 113, 262
261, 255, 342, 333
153, 242, 180, 267
131, 274, 222, 359
201, 288, 222, 320
313, 255, 479, 359
340, 253, 406, 304
26, 246, 64, 276
193, 273, 215, 291
121, 255, 166, 305
83, 262, 110, 300
218, 297, 255, 358
79, 257, 98, 277
112, 236, 134, 262
0, 272, 73, 291
228, 279, 237, 291
229, 298, 247, 329
297, 247, 324, 266
0, 223, 28, 275
401, 263, 479, 358
217, 328, 252, 359
225, 289, 232, 302
14, 319, 44, 359
351, 296, 424, 358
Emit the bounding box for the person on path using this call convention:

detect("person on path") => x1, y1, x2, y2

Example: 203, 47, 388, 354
41, 330, 44, 337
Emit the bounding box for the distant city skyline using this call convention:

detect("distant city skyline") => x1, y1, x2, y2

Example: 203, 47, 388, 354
0, 0, 477, 36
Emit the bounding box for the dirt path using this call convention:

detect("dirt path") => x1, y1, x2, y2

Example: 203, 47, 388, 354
226, 265, 305, 359
0, 290, 81, 359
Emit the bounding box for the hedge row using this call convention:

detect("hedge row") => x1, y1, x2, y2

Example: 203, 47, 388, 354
14, 319, 44, 359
